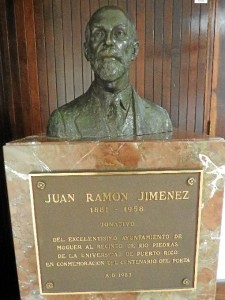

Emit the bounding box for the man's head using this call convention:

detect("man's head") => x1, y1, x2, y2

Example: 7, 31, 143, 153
84, 6, 139, 82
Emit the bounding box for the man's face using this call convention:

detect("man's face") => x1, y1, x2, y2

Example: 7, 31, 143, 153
85, 9, 139, 82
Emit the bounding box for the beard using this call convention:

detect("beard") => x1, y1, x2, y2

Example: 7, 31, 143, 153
91, 57, 129, 82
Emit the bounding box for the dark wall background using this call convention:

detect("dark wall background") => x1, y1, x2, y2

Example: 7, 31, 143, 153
0, 0, 225, 298
0, 0, 220, 138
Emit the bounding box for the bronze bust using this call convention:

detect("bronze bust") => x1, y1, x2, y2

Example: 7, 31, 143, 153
47, 6, 172, 139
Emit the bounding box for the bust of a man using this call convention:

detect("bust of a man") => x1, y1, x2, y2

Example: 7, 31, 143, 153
47, 6, 172, 139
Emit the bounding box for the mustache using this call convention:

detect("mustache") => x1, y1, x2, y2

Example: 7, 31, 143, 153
96, 49, 123, 61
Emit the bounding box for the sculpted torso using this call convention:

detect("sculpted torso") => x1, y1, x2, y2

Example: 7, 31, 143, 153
47, 6, 172, 139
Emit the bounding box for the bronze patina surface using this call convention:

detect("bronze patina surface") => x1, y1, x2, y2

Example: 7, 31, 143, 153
47, 6, 172, 139
30, 170, 202, 295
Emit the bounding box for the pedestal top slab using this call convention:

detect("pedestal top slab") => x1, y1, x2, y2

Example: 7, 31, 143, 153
5, 129, 224, 146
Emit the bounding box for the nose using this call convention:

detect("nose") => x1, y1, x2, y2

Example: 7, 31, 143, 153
105, 32, 113, 46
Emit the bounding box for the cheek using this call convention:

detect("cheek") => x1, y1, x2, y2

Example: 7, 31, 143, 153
90, 43, 98, 52
120, 43, 134, 61
89, 40, 101, 50
90, 43, 104, 58
117, 41, 132, 53
116, 41, 128, 50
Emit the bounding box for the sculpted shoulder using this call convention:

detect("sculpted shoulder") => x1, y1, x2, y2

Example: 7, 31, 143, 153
54, 92, 90, 116
134, 93, 173, 135
142, 97, 170, 119
47, 91, 91, 138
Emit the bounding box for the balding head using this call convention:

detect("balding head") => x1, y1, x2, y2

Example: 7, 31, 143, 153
85, 6, 137, 44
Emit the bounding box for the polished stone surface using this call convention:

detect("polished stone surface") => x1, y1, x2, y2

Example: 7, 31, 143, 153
4, 131, 225, 299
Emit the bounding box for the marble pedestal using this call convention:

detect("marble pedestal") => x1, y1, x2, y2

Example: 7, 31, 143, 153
4, 131, 225, 300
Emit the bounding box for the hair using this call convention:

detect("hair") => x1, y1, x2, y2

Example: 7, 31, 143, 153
85, 6, 137, 45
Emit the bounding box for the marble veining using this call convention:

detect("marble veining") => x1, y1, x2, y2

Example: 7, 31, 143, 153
4, 134, 225, 300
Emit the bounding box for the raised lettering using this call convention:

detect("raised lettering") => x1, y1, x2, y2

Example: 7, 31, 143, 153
86, 192, 128, 202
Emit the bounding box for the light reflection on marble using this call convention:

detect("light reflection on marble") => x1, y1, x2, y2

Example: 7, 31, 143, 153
4, 132, 225, 300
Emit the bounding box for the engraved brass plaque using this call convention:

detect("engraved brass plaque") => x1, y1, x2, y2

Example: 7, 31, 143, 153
29, 170, 203, 295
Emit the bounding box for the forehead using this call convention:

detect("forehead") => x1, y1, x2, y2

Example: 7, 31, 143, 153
90, 9, 131, 29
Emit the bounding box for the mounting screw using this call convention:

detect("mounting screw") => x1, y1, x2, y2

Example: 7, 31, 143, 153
45, 281, 54, 289
182, 278, 191, 286
37, 181, 46, 190
187, 177, 196, 186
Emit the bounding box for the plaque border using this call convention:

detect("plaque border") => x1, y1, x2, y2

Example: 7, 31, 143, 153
29, 169, 203, 295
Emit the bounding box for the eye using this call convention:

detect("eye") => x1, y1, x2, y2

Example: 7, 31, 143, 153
114, 28, 126, 40
92, 29, 105, 41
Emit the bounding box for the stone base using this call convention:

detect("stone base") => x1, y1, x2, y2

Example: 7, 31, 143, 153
4, 131, 225, 300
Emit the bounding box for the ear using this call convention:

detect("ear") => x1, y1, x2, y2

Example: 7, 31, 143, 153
84, 42, 90, 61
131, 41, 139, 61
